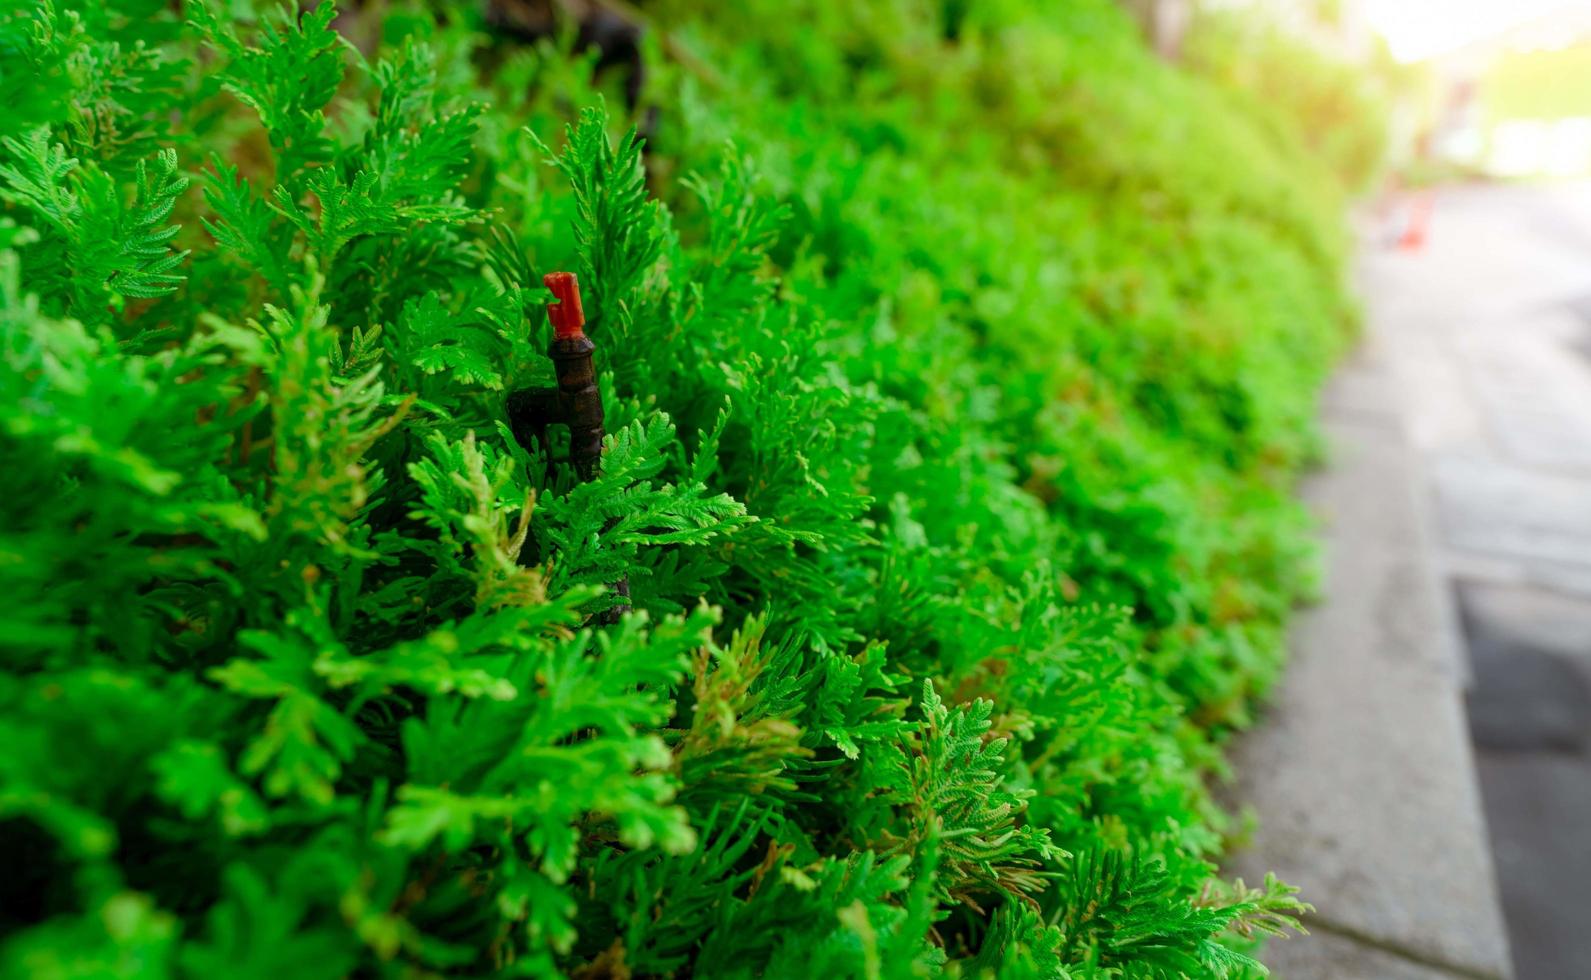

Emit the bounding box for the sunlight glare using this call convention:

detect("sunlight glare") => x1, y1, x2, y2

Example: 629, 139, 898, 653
1364, 0, 1586, 62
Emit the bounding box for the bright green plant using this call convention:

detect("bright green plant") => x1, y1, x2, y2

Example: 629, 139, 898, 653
1183, 5, 1395, 194
0, 0, 1357, 975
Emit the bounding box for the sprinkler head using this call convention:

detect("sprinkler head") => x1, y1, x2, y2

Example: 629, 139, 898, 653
544, 271, 586, 340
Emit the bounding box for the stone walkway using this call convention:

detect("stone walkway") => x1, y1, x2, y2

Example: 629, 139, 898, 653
1224, 350, 1512, 980
1385, 183, 1591, 980
1229, 181, 1591, 979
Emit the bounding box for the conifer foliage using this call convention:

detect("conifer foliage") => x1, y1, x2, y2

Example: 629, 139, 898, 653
0, 0, 1352, 975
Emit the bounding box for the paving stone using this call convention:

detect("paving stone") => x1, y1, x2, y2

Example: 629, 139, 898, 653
1465, 644, 1591, 753
1226, 413, 1512, 980
1459, 581, 1591, 753
1473, 751, 1591, 980
1456, 321, 1591, 474
1376, 328, 1494, 460
1368, 182, 1591, 980
1431, 454, 1591, 573
1458, 579, 1591, 662
1258, 929, 1467, 980
1319, 345, 1402, 425
1359, 184, 1591, 327
1233, 182, 1591, 980
1443, 549, 1591, 603
1457, 580, 1591, 980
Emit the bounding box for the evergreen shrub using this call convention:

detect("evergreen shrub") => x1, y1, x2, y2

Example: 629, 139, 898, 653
1, 0, 1369, 975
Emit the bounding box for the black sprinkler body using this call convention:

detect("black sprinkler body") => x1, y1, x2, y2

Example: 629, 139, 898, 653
507, 271, 630, 621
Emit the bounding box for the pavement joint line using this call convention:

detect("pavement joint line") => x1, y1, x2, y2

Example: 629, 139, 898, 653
1305, 914, 1509, 980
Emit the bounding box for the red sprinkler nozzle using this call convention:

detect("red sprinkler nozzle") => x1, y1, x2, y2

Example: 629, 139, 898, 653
544, 271, 586, 339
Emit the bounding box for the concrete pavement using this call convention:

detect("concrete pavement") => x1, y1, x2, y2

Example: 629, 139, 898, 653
1231, 181, 1591, 979
1225, 349, 1512, 980
1387, 182, 1591, 980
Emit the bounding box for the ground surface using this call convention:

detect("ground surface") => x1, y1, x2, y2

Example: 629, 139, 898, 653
1230, 181, 1591, 980
1372, 182, 1591, 980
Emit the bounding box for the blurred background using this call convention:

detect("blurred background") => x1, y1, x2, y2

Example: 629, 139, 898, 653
1137, 0, 1591, 180
1138, 3, 1591, 979
7, 0, 1585, 973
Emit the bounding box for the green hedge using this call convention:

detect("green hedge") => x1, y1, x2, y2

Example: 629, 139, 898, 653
1, 0, 1364, 975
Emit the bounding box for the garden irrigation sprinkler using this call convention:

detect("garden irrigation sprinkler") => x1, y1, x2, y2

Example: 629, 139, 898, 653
507, 271, 631, 620
507, 272, 606, 479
